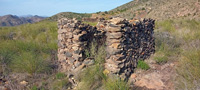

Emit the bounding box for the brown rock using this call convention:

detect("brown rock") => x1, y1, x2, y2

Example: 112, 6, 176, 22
110, 17, 125, 25
130, 74, 137, 79
106, 32, 123, 39
74, 64, 85, 72
106, 46, 122, 55
65, 33, 73, 39
58, 29, 68, 34
106, 39, 121, 43
106, 25, 122, 32
81, 31, 87, 34
105, 63, 120, 73
20, 81, 28, 86
110, 43, 121, 49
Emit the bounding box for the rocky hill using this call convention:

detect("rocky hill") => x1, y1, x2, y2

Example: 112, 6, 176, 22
0, 15, 46, 27
0, 0, 200, 90
46, 12, 91, 21
106, 0, 200, 20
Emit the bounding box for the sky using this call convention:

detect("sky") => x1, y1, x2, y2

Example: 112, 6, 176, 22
0, 0, 132, 16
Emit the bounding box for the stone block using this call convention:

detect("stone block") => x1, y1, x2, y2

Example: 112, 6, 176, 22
106, 25, 122, 32
106, 46, 122, 55
65, 51, 73, 57
110, 43, 121, 49
110, 17, 125, 25
105, 63, 120, 73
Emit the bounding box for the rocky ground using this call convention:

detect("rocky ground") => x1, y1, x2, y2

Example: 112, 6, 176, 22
129, 55, 177, 90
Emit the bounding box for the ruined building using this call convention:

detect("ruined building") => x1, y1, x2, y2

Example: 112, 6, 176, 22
57, 17, 155, 82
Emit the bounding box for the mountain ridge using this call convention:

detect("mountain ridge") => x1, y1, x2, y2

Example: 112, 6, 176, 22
0, 14, 46, 27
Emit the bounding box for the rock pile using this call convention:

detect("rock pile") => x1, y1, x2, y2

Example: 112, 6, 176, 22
57, 17, 155, 80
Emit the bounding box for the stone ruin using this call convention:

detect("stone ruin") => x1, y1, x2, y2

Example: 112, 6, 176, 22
57, 17, 155, 81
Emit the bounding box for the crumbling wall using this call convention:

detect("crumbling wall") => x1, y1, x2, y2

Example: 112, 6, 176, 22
57, 18, 96, 73
102, 18, 155, 79
57, 17, 155, 80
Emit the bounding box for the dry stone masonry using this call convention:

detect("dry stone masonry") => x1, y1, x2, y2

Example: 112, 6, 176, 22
57, 17, 155, 80
57, 18, 96, 73
103, 18, 155, 80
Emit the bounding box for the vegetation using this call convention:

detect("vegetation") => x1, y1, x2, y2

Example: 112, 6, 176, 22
104, 78, 129, 90
175, 49, 200, 90
1, 0, 200, 88
46, 12, 91, 21
51, 77, 70, 90
0, 21, 57, 75
154, 56, 168, 64
56, 72, 66, 79
78, 41, 129, 90
78, 41, 106, 90
137, 60, 150, 70
155, 19, 200, 90
82, 21, 98, 26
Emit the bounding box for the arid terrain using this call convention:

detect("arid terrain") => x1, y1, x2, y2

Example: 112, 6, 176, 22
0, 0, 200, 90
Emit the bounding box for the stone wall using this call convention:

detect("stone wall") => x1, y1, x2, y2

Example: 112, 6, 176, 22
103, 18, 155, 80
57, 17, 155, 80
57, 18, 96, 73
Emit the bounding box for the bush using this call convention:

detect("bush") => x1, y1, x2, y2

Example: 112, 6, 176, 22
82, 21, 98, 26
56, 72, 66, 79
104, 78, 129, 90
0, 45, 15, 73
154, 56, 168, 64
31, 85, 44, 90
137, 60, 150, 70
11, 51, 51, 75
154, 31, 182, 63
155, 20, 175, 33
0, 21, 57, 75
52, 78, 70, 90
78, 42, 106, 90
175, 49, 200, 90
78, 65, 105, 90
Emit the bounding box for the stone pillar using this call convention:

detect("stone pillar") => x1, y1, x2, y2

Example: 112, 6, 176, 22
57, 18, 95, 73
104, 17, 131, 79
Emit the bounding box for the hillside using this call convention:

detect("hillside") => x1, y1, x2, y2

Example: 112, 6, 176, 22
0, 0, 200, 90
46, 12, 91, 21
108, 0, 200, 20
0, 15, 46, 27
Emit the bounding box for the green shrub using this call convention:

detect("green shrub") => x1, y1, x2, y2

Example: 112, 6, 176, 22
31, 85, 38, 90
79, 65, 105, 90
104, 78, 129, 90
95, 45, 106, 65
56, 72, 66, 79
78, 42, 106, 90
83, 21, 98, 26
156, 20, 175, 33
89, 41, 98, 58
11, 51, 51, 75
52, 78, 70, 90
137, 60, 150, 70
154, 31, 182, 62
154, 56, 168, 64
175, 49, 200, 90
0, 21, 57, 75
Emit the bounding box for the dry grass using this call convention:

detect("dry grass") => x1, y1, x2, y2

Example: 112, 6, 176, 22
155, 19, 200, 90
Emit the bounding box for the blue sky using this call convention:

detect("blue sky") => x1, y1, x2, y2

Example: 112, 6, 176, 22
0, 0, 132, 16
